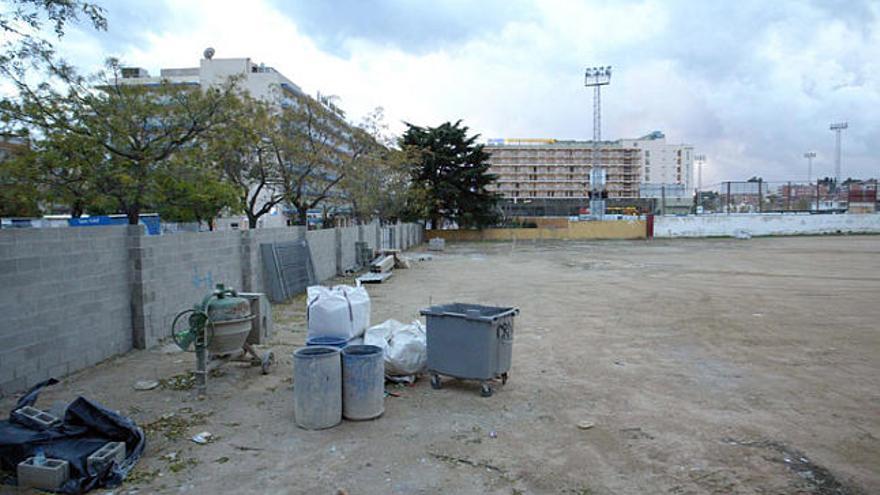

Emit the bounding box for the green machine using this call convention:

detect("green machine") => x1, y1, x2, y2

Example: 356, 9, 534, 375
172, 284, 274, 395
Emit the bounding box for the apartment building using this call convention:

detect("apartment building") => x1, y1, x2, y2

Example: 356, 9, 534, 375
618, 131, 694, 194
119, 52, 305, 102
485, 139, 642, 203
118, 51, 352, 228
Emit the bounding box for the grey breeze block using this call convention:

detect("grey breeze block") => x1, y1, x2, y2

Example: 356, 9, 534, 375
87, 441, 126, 473
13, 406, 61, 429
18, 457, 70, 490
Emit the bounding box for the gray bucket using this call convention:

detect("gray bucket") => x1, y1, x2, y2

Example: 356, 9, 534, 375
293, 346, 342, 430
341, 345, 385, 420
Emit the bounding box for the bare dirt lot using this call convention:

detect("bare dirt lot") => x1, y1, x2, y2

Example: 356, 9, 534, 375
3, 236, 879, 494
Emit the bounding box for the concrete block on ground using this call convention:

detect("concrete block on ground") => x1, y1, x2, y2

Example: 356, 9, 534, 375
87, 441, 126, 473
17, 457, 69, 490
13, 406, 61, 429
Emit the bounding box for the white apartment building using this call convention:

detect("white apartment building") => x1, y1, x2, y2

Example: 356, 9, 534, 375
619, 131, 694, 196
119, 53, 305, 102
119, 51, 348, 229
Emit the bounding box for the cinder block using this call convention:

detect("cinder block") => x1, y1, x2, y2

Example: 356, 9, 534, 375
17, 457, 70, 490
87, 441, 125, 473
13, 406, 62, 429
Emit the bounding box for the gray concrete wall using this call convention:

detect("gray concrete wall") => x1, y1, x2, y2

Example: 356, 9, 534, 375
0, 222, 423, 396
306, 228, 337, 283
0, 227, 131, 396
136, 230, 244, 348
339, 226, 359, 272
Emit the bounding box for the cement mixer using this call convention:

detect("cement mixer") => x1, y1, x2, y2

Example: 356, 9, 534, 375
171, 284, 274, 395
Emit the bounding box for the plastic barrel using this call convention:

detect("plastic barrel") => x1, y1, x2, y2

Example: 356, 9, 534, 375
293, 346, 342, 430
341, 345, 385, 420
305, 335, 349, 349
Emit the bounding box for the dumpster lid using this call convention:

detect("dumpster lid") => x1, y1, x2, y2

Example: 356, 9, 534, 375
420, 303, 519, 321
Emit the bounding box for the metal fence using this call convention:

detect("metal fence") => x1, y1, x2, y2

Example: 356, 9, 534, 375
699, 180, 878, 214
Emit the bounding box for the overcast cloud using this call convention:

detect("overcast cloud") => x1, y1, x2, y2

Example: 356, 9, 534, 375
53, 0, 880, 185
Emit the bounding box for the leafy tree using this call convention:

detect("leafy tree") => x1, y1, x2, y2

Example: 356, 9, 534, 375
154, 153, 238, 229
0, 135, 40, 217
400, 120, 499, 229
275, 93, 352, 225
0, 0, 106, 81
340, 108, 414, 223
1, 59, 239, 224
209, 94, 286, 229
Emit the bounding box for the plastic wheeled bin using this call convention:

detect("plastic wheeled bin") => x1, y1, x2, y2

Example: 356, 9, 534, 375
420, 303, 519, 397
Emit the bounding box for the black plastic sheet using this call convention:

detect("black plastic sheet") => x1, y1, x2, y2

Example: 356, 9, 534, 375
0, 379, 145, 493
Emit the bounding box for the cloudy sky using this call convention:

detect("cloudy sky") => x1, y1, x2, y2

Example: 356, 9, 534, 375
54, 0, 879, 186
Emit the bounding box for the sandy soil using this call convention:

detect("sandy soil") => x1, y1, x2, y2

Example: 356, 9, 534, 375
2, 235, 879, 494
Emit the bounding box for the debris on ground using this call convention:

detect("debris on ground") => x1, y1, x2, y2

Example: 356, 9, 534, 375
133, 380, 159, 391
577, 421, 595, 430
191, 432, 213, 445
158, 372, 196, 391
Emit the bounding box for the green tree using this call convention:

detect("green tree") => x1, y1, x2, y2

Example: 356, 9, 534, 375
275, 93, 351, 225
0, 0, 106, 81
400, 120, 499, 229
154, 153, 238, 229
210, 94, 286, 229
1, 59, 239, 224
340, 108, 414, 223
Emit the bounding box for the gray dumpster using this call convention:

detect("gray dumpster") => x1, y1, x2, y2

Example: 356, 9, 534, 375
420, 303, 519, 397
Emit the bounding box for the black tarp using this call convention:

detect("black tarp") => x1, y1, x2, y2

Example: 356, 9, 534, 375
0, 379, 145, 493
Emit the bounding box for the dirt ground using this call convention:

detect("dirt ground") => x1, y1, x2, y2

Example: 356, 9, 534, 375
3, 235, 879, 494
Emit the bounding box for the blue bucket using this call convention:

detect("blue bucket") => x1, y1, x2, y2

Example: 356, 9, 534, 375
306, 335, 349, 349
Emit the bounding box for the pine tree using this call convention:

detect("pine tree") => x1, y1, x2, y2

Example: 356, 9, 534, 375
401, 120, 499, 229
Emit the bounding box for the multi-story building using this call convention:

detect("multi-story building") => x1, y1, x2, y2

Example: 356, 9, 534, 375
619, 131, 694, 194
119, 51, 353, 229
485, 138, 641, 198
119, 54, 304, 103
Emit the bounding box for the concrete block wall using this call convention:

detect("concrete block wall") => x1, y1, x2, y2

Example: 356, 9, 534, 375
339, 226, 359, 272
0, 221, 423, 396
0, 227, 131, 396
306, 228, 337, 283
136, 229, 245, 348
654, 213, 880, 238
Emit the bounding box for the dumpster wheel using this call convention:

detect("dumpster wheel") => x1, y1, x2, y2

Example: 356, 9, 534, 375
430, 374, 442, 390
501, 372, 509, 385
480, 382, 493, 398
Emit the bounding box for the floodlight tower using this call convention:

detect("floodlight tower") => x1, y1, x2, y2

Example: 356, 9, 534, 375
694, 154, 706, 193
585, 66, 611, 218
803, 151, 816, 183
829, 122, 847, 187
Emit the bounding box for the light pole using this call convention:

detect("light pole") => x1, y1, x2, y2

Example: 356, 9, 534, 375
829, 122, 847, 188
584, 66, 611, 218
803, 151, 816, 184
694, 154, 706, 213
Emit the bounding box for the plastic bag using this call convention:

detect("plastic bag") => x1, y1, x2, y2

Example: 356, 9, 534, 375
307, 285, 370, 340
364, 319, 427, 377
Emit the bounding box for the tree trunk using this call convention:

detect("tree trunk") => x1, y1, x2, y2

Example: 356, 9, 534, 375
297, 208, 308, 226
247, 212, 258, 229
127, 208, 140, 225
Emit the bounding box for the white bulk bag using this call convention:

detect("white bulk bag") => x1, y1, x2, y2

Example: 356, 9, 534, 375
306, 285, 371, 340
364, 319, 427, 377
